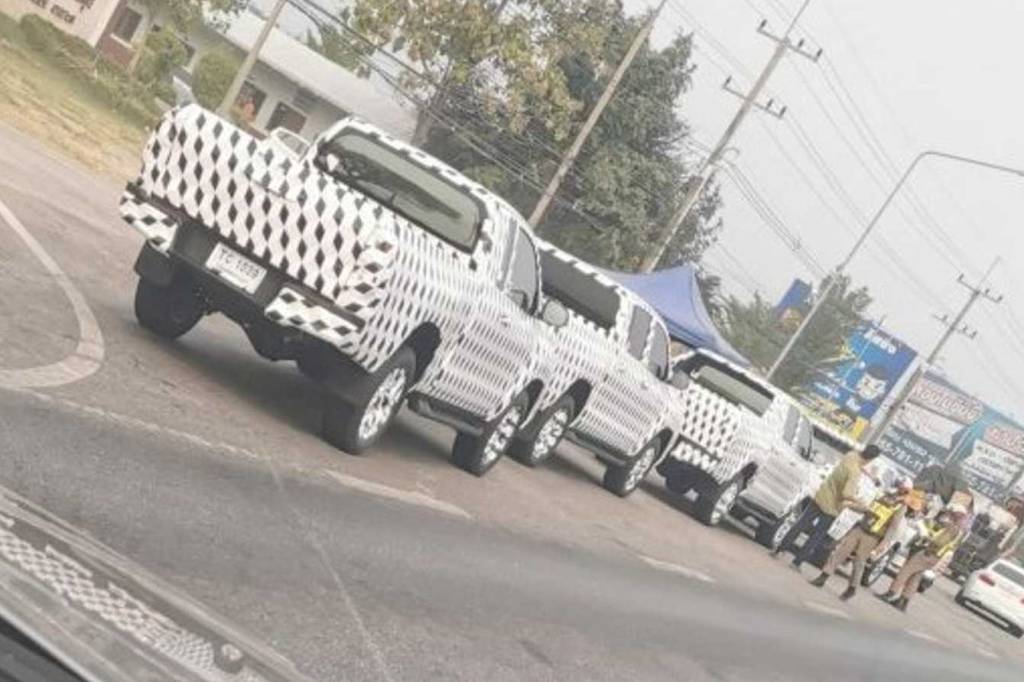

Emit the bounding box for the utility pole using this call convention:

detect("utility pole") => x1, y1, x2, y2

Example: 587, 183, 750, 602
640, 0, 820, 271
767, 150, 1024, 382
868, 258, 1003, 445
528, 0, 667, 228
218, 0, 289, 117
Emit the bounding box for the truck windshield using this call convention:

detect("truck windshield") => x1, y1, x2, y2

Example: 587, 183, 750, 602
320, 131, 481, 249
680, 355, 772, 416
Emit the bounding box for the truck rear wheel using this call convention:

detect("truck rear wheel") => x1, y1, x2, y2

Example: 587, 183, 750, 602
452, 394, 529, 476
602, 437, 661, 498
321, 347, 415, 455
134, 274, 203, 339
509, 395, 575, 467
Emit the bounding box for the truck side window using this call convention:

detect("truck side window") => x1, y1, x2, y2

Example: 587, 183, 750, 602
647, 323, 670, 379
627, 307, 652, 361
508, 229, 539, 313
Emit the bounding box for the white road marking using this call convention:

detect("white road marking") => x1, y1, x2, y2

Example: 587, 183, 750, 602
10, 388, 264, 462
904, 629, 942, 645
639, 555, 716, 583
0, 196, 104, 388
974, 647, 999, 659
802, 600, 851, 620
326, 471, 473, 520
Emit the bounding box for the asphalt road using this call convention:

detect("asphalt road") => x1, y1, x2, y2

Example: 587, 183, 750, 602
1, 122, 1021, 681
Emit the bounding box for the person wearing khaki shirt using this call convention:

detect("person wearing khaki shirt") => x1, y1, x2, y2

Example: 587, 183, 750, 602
772, 444, 882, 569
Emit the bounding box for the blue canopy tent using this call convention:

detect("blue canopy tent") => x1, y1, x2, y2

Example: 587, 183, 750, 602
607, 264, 749, 366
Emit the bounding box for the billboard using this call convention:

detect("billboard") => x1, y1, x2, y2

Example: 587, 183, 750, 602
798, 324, 918, 439
877, 373, 1024, 500
775, 279, 813, 327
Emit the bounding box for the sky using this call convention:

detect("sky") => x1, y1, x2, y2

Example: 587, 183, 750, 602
258, 0, 1024, 419
628, 0, 1024, 418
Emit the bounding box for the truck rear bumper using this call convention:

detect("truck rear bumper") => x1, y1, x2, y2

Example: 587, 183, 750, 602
122, 188, 365, 355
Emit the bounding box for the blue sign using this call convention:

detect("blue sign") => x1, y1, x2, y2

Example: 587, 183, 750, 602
799, 324, 918, 438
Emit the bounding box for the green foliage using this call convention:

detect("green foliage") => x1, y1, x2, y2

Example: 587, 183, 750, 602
348, 0, 619, 144
192, 50, 239, 110
415, 11, 719, 271
137, 0, 247, 31
17, 14, 159, 126
19, 14, 60, 55
306, 24, 372, 77
135, 29, 188, 102
719, 274, 873, 391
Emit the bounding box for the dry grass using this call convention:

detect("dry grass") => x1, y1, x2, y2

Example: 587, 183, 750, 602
0, 24, 148, 182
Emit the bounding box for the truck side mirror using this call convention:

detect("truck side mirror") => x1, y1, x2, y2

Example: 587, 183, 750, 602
541, 298, 569, 328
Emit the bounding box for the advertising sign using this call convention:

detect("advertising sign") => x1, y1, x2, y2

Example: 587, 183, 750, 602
798, 324, 917, 438
877, 372, 1024, 500
775, 279, 812, 326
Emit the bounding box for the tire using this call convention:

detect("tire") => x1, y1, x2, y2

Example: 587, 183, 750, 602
602, 437, 662, 498
862, 547, 895, 587
756, 506, 798, 549
693, 475, 742, 526
321, 347, 416, 454
509, 395, 575, 467
452, 394, 529, 477
134, 274, 203, 339
954, 590, 966, 606
1010, 625, 1023, 639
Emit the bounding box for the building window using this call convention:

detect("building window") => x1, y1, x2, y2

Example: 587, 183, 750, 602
267, 101, 307, 135
111, 7, 143, 43
235, 82, 267, 123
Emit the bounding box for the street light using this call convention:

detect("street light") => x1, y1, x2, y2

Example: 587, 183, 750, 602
766, 150, 1024, 382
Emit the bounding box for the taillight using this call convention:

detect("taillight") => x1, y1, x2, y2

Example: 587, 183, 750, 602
979, 573, 995, 586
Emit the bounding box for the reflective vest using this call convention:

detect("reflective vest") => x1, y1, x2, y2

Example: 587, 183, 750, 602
924, 522, 961, 558
866, 499, 903, 536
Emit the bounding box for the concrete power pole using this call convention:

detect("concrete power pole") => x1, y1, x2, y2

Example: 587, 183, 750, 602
868, 258, 1003, 445
639, 0, 820, 272
528, 0, 667, 228
218, 0, 289, 117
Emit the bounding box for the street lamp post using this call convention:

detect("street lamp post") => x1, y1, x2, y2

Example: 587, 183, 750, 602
766, 150, 1024, 382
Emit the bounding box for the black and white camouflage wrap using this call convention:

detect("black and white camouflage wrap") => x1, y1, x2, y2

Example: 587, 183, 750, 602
122, 105, 548, 422
527, 243, 672, 457
665, 350, 821, 513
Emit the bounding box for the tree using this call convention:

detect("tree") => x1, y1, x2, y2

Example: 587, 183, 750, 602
306, 24, 373, 76
719, 274, 872, 391
192, 50, 240, 109
135, 28, 188, 101
346, 0, 620, 145
416, 11, 721, 271
137, 0, 247, 31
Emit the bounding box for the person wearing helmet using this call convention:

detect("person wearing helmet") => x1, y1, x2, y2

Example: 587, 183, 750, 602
877, 503, 967, 611
809, 487, 926, 601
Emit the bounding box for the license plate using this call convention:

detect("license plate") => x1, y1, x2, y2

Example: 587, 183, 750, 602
205, 243, 266, 294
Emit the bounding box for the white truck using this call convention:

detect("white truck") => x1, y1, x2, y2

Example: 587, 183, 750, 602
508, 243, 689, 496
121, 105, 571, 475
656, 349, 823, 543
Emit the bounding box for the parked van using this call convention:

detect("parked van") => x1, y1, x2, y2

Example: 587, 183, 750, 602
121, 105, 569, 475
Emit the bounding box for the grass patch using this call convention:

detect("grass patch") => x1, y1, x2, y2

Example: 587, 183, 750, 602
0, 12, 155, 181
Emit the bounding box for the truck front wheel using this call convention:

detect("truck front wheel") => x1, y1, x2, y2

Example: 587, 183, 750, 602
134, 274, 204, 339
693, 475, 741, 526
602, 437, 662, 497
321, 347, 416, 454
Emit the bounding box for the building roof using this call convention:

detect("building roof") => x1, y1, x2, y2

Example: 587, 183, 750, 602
219, 11, 418, 140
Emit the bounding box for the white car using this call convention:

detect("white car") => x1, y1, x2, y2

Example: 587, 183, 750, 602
956, 559, 1024, 638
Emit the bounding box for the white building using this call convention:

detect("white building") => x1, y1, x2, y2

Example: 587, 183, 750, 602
1, 0, 418, 141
